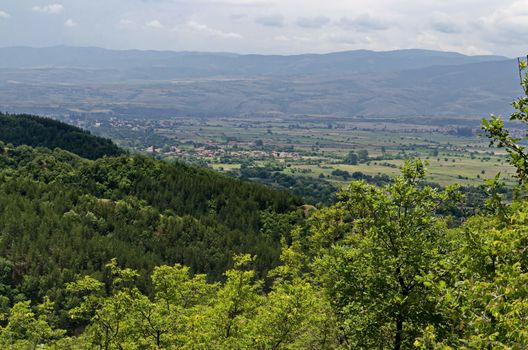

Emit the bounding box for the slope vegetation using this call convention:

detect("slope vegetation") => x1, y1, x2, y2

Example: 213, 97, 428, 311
0, 116, 301, 321
0, 113, 123, 159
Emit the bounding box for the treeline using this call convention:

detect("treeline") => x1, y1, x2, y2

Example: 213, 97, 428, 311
239, 166, 337, 205
0, 113, 123, 159
237, 164, 493, 217
1, 144, 299, 232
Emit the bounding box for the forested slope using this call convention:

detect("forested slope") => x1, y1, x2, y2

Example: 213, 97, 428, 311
0, 116, 303, 334
0, 142, 301, 284
0, 113, 123, 159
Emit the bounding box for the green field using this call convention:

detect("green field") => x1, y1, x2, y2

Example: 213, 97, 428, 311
86, 116, 516, 188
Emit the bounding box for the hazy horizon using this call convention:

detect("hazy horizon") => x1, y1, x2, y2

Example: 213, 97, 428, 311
0, 44, 516, 59
0, 1, 526, 57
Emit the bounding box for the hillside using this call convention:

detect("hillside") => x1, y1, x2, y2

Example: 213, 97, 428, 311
0, 115, 302, 329
0, 113, 123, 159
0, 146, 300, 282
0, 46, 519, 120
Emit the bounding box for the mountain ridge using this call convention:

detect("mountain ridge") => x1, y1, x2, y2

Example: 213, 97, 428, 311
0, 46, 519, 120
0, 46, 507, 73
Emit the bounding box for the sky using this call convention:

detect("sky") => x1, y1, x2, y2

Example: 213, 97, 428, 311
0, 0, 526, 56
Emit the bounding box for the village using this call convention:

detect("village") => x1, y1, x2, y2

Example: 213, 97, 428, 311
143, 144, 300, 161
56, 114, 517, 187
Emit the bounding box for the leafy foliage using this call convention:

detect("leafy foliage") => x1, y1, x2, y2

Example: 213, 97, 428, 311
1, 154, 527, 349
482, 58, 528, 182
310, 160, 459, 349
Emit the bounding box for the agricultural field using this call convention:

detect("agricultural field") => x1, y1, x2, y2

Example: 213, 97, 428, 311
72, 115, 515, 189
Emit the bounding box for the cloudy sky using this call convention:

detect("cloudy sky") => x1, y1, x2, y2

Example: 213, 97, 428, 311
0, 0, 526, 56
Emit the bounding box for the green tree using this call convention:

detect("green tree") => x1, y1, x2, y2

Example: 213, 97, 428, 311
66, 261, 140, 350
344, 151, 358, 165
251, 228, 338, 350
414, 204, 528, 349
0, 299, 66, 349
414, 57, 528, 349
149, 264, 217, 347
206, 254, 263, 349
482, 57, 528, 182
311, 160, 458, 349
357, 149, 369, 163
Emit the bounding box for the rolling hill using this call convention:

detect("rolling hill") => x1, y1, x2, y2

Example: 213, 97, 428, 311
0, 113, 123, 159
0, 46, 520, 121
0, 114, 302, 317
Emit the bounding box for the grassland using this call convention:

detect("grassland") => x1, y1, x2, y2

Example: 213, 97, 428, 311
81, 115, 517, 189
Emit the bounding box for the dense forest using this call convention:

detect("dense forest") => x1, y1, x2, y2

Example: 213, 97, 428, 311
0, 119, 304, 342
0, 113, 123, 160
0, 62, 527, 349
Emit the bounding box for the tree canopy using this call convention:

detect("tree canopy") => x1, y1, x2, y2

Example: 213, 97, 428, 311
0, 113, 123, 160
0, 58, 528, 348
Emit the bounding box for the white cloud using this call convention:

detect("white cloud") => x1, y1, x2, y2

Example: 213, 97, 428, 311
430, 16, 461, 34
255, 14, 284, 27
201, 0, 272, 4
297, 16, 330, 29
273, 35, 290, 42
64, 19, 77, 27
145, 20, 164, 29
116, 19, 136, 29
319, 32, 372, 46
339, 14, 389, 31
187, 21, 243, 39
32, 3, 64, 14
0, 0, 523, 56
479, 0, 528, 33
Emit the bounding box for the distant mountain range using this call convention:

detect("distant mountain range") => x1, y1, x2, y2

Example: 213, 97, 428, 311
0, 46, 521, 122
